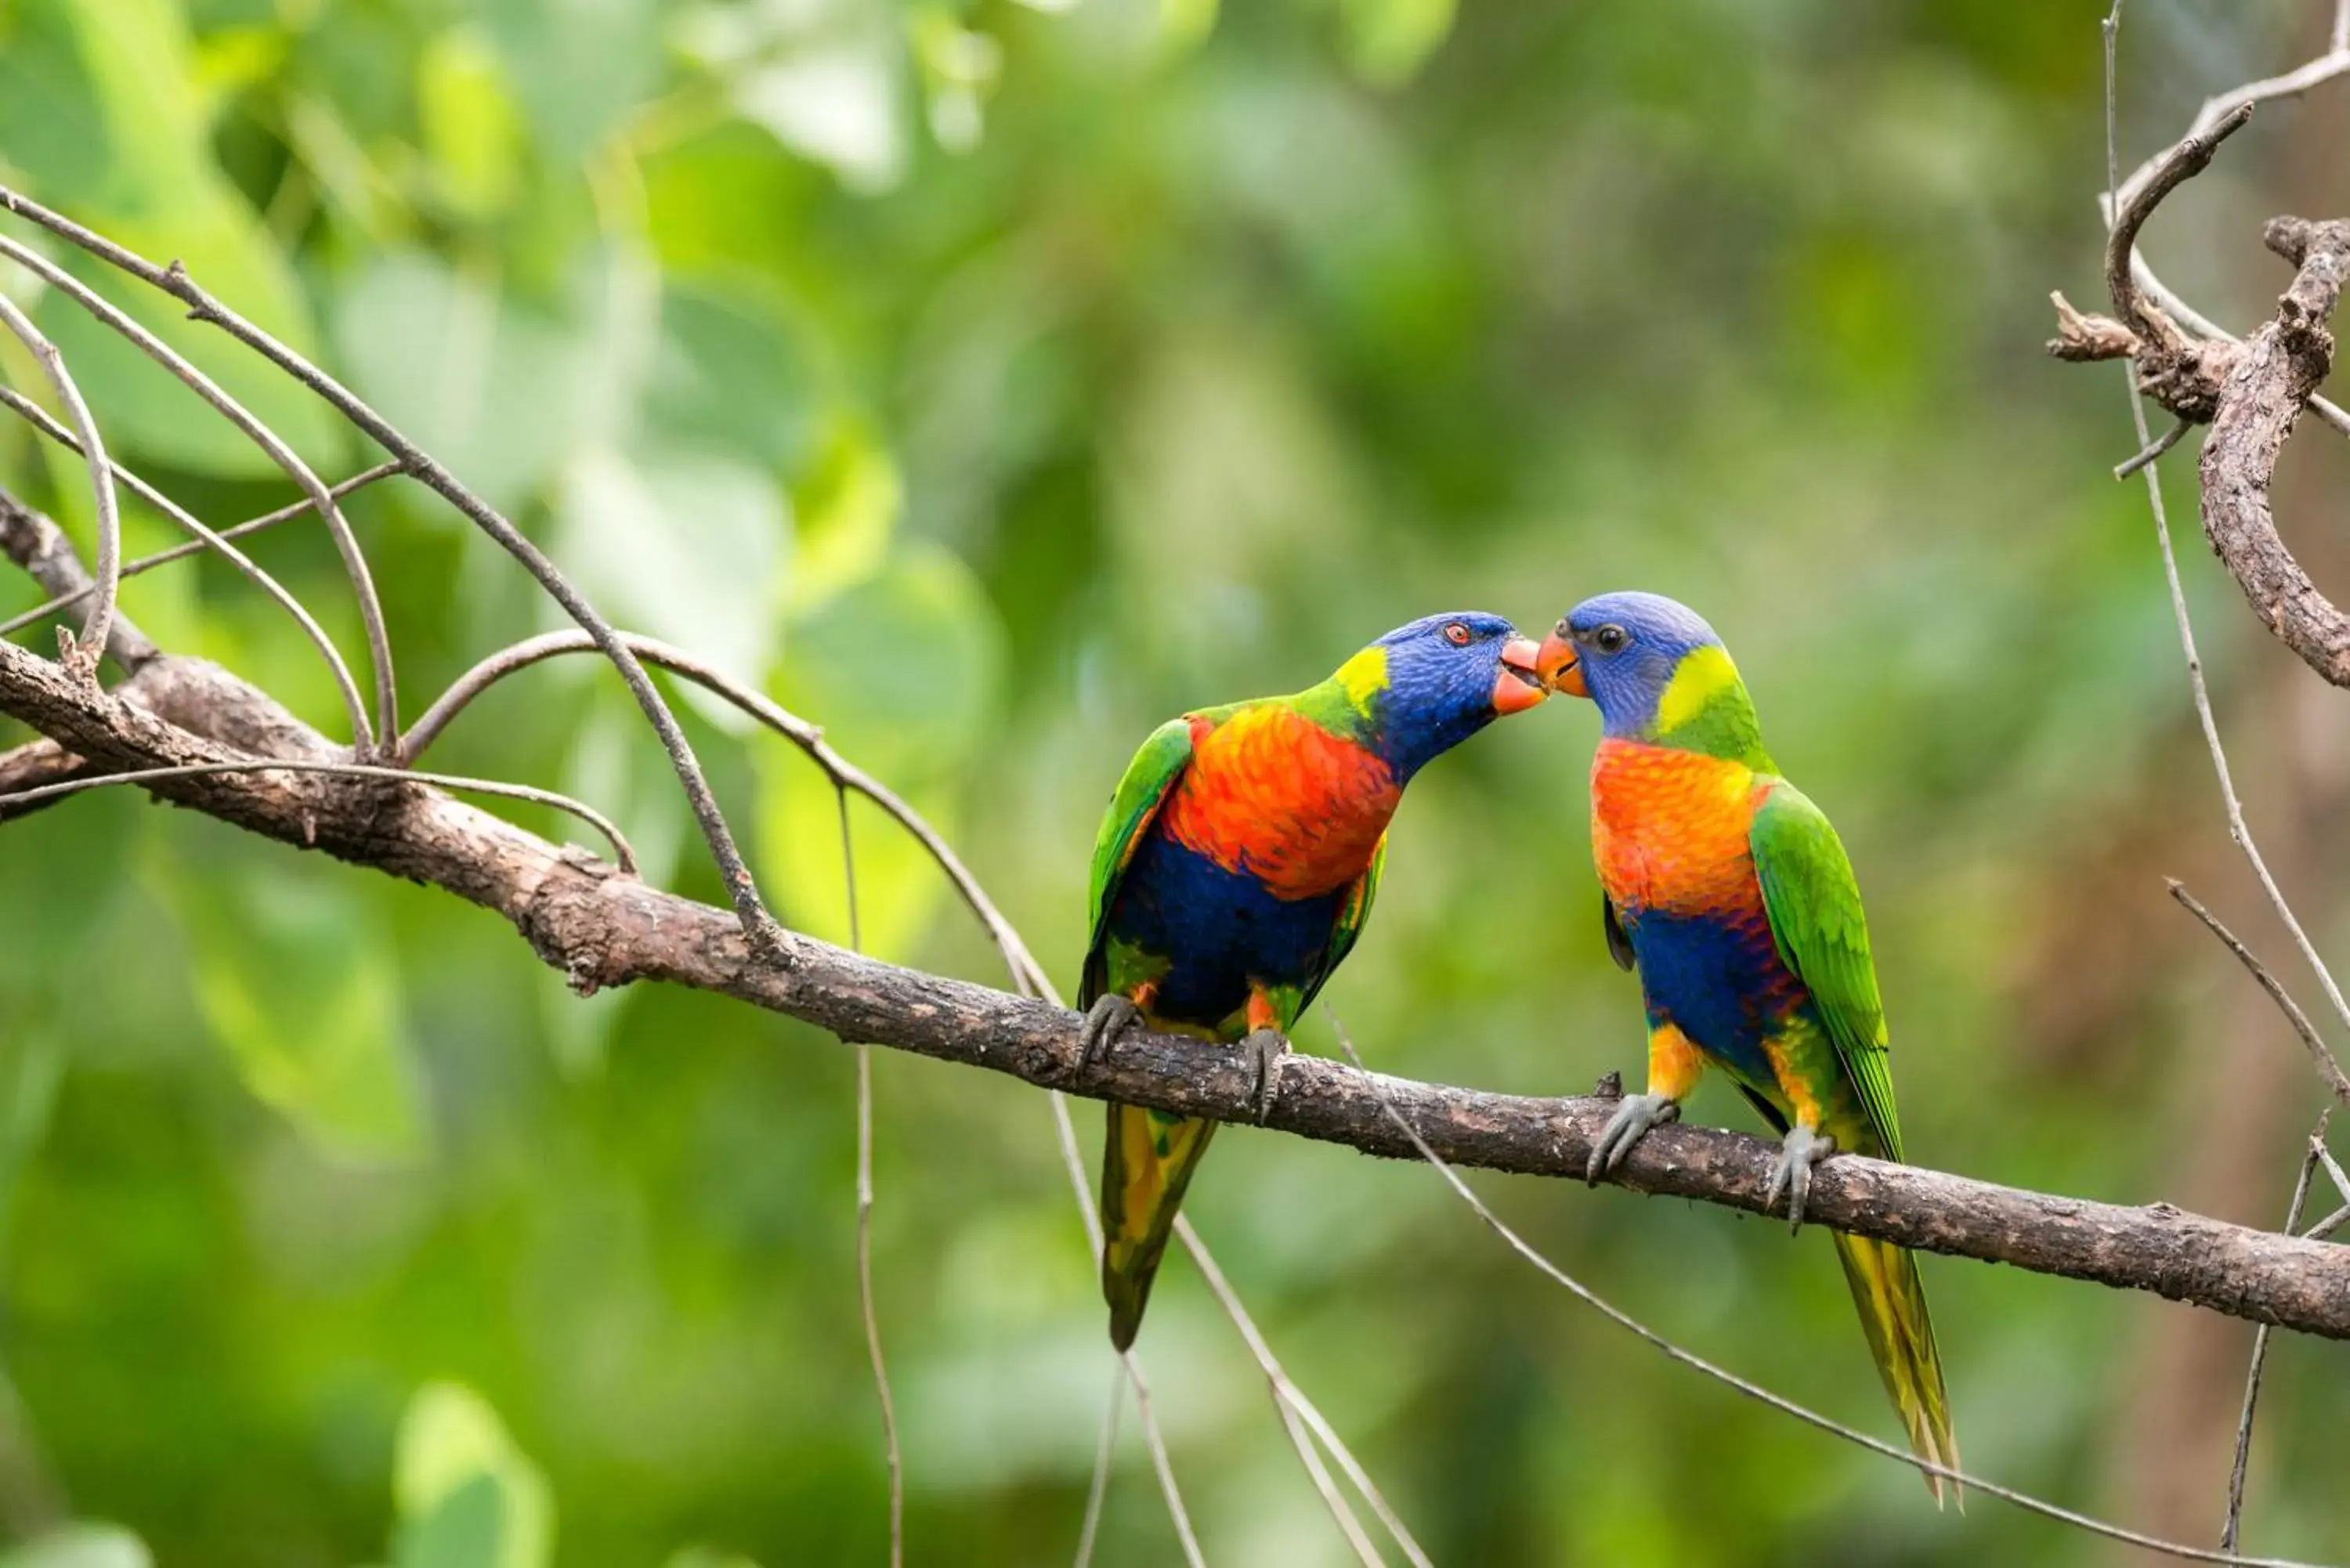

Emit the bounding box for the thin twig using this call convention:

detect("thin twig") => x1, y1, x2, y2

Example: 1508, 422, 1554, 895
0, 185, 772, 941
2222, 1111, 2328, 1555
0, 458, 404, 645
840, 790, 904, 1568
1072, 1364, 1122, 1568
0, 385, 374, 744
0, 234, 394, 749
2167, 881, 2350, 1107
2313, 1140, 2350, 1213
0, 757, 634, 871
1274, 1390, 1386, 1568
1321, 1008, 2328, 1568
1123, 1353, 1207, 1568
0, 291, 118, 683
2117, 417, 2190, 479
1179, 1215, 1405, 1568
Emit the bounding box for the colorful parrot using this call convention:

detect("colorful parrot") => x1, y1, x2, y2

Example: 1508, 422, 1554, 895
1536, 591, 1958, 1499
1078, 612, 1549, 1349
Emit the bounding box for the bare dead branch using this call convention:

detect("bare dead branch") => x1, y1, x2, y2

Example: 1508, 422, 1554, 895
2049, 104, 2252, 422
2091, 8, 2350, 1089
2200, 214, 2350, 686
0, 487, 152, 673
0, 184, 777, 949
0, 235, 393, 747
0, 292, 119, 683
0, 389, 374, 741
2, 647, 2346, 1345
0, 459, 403, 645
2167, 880, 2350, 1107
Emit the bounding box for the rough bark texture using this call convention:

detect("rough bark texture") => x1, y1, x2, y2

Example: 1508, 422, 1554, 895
2200, 215, 2350, 685
2, 640, 2346, 1340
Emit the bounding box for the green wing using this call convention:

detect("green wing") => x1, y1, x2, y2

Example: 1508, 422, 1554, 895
1291, 833, 1385, 1025
1080, 717, 1196, 1007
1749, 782, 1902, 1161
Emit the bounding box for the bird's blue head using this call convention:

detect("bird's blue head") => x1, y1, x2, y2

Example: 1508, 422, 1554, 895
1535, 591, 1762, 757
1330, 611, 1546, 779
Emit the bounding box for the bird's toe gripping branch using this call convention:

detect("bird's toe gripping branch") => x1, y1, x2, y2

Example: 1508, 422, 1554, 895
1766, 1122, 1838, 1232
1243, 1026, 1291, 1125
1077, 993, 1144, 1073
1587, 1093, 1681, 1184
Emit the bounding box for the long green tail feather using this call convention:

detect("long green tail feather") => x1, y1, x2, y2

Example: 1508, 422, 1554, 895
1832, 1231, 1961, 1507
1101, 1103, 1218, 1350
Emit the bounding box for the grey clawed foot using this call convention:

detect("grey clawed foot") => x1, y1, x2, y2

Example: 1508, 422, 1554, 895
1765, 1123, 1837, 1231
1078, 995, 1144, 1074
1586, 1093, 1680, 1184
1243, 1027, 1291, 1124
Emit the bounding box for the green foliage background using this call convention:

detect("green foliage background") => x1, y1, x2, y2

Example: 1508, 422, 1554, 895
0, 0, 2344, 1562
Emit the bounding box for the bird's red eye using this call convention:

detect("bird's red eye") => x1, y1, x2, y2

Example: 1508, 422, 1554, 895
1444, 622, 1470, 645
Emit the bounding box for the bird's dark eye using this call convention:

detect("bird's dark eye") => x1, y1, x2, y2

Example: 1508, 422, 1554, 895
1443, 622, 1471, 646
1592, 623, 1629, 654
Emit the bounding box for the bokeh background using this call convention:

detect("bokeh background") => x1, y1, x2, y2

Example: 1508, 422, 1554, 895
0, 0, 2345, 1562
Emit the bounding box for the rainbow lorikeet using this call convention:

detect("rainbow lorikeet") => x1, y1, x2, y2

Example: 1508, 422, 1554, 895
1536, 591, 1958, 1499
1078, 612, 1548, 1349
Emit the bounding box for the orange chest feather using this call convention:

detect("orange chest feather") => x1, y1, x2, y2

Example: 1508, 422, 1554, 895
1590, 739, 1770, 917
1158, 706, 1398, 901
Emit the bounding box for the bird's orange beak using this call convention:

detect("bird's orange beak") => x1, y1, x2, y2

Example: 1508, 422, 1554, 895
1537, 623, 1587, 698
1493, 636, 1548, 714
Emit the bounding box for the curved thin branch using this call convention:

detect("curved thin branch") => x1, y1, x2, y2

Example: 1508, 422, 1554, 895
0, 484, 152, 672
2168, 880, 2350, 1107
0, 385, 374, 742
0, 183, 776, 948
2, 645, 2346, 1343
0, 233, 393, 749
0, 457, 403, 644
0, 291, 118, 682
0, 756, 635, 872
400, 629, 1051, 987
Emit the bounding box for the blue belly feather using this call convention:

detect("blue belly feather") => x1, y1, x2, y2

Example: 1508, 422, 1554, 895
1621, 907, 1787, 1087
1106, 830, 1347, 1028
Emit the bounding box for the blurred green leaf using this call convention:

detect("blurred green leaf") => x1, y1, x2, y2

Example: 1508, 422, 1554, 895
645, 284, 815, 472
159, 838, 425, 1166
332, 251, 591, 515
418, 25, 527, 220
0, 1526, 151, 1568
551, 443, 790, 708
392, 1383, 552, 1568
1338, 0, 1458, 85
483, 0, 660, 163
14, 0, 342, 477
660, 1551, 759, 1568
755, 544, 1003, 958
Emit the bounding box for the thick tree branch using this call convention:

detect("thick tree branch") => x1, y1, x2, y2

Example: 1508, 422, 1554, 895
1, 641, 2345, 1342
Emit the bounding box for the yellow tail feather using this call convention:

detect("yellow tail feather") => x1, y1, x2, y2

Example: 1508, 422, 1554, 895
1101, 1102, 1219, 1350
1831, 1231, 1961, 1508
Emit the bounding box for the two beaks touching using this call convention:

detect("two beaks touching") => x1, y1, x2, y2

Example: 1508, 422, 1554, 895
1076, 591, 1959, 1505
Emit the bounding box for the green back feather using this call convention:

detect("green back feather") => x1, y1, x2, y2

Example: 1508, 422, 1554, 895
1748, 782, 1902, 1161
1081, 717, 1195, 1007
